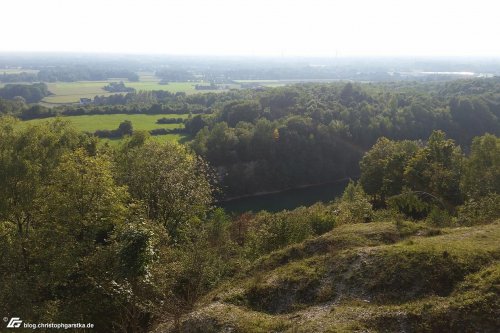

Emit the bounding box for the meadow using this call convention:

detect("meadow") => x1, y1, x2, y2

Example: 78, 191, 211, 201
2, 71, 273, 105
22, 113, 190, 143
41, 73, 223, 104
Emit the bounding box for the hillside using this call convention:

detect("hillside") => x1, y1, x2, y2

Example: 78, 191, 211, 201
153, 220, 500, 332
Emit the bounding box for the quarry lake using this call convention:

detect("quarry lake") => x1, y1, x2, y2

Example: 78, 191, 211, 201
218, 179, 351, 213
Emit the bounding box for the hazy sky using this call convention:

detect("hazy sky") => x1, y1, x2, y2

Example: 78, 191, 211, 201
1, 0, 499, 57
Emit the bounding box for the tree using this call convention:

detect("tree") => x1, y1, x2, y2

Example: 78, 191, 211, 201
116, 139, 214, 242
450, 97, 499, 143
220, 100, 261, 127
205, 122, 239, 166
360, 137, 419, 204
404, 131, 463, 207
32, 149, 130, 327
118, 120, 133, 136
461, 134, 500, 199
336, 181, 373, 224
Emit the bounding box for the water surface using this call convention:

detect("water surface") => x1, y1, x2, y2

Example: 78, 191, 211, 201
218, 179, 350, 214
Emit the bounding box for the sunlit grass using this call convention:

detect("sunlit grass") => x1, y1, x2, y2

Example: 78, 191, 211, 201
21, 113, 190, 143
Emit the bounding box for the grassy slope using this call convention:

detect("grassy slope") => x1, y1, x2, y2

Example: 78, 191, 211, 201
154, 221, 500, 332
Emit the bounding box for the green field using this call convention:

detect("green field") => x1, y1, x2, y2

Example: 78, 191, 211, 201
3, 71, 237, 105
41, 73, 222, 104
43, 81, 116, 104
22, 114, 190, 143
2, 71, 241, 105
41, 80, 220, 104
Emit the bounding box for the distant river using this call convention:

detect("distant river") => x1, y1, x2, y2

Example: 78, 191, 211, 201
218, 179, 350, 214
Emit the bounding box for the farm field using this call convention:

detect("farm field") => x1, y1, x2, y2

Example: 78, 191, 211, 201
2, 71, 235, 105
22, 113, 190, 143
39, 72, 223, 104
42, 81, 116, 104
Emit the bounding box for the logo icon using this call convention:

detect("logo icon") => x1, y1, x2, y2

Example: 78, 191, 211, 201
6, 317, 22, 328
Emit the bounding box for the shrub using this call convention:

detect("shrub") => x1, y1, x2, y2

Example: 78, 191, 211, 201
156, 117, 184, 124
336, 181, 373, 224
426, 207, 453, 227
242, 204, 337, 260
387, 189, 431, 219
457, 193, 500, 226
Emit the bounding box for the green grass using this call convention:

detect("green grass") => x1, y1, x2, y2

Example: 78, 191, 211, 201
23, 114, 187, 132
43, 81, 115, 104
42, 79, 222, 104
22, 114, 190, 143
4, 71, 239, 105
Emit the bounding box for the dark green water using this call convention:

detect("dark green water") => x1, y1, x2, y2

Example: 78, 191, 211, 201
218, 179, 350, 214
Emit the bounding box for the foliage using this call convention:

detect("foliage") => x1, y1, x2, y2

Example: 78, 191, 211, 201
335, 181, 373, 224
404, 130, 463, 207
94, 120, 134, 138
387, 188, 432, 219
0, 82, 50, 103
0, 118, 219, 331
242, 203, 336, 260
115, 138, 214, 243
186, 80, 499, 197
11, 78, 500, 198
457, 193, 500, 226
104, 81, 136, 93
461, 133, 500, 199
156, 117, 185, 124
37, 66, 139, 82
362, 131, 499, 223
360, 137, 419, 203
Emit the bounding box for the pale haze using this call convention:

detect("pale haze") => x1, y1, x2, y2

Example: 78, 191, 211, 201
1, 0, 500, 57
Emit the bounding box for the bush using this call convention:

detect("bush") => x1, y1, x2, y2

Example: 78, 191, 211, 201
242, 203, 337, 260
426, 207, 453, 227
156, 117, 184, 124
94, 120, 133, 138
336, 181, 373, 224
387, 189, 431, 219
457, 193, 500, 225
308, 203, 336, 235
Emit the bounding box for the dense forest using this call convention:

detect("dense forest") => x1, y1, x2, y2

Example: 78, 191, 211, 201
186, 79, 500, 196
0, 114, 498, 332
1, 78, 500, 198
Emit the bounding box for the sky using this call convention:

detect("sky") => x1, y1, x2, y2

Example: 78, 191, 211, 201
1, 0, 500, 57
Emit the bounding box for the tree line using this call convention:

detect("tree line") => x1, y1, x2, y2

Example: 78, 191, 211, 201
0, 82, 51, 103
0, 66, 140, 83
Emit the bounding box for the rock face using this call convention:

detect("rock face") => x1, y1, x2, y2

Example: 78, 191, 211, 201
153, 221, 500, 333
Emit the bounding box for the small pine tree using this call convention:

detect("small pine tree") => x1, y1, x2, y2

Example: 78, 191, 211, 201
336, 181, 373, 224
